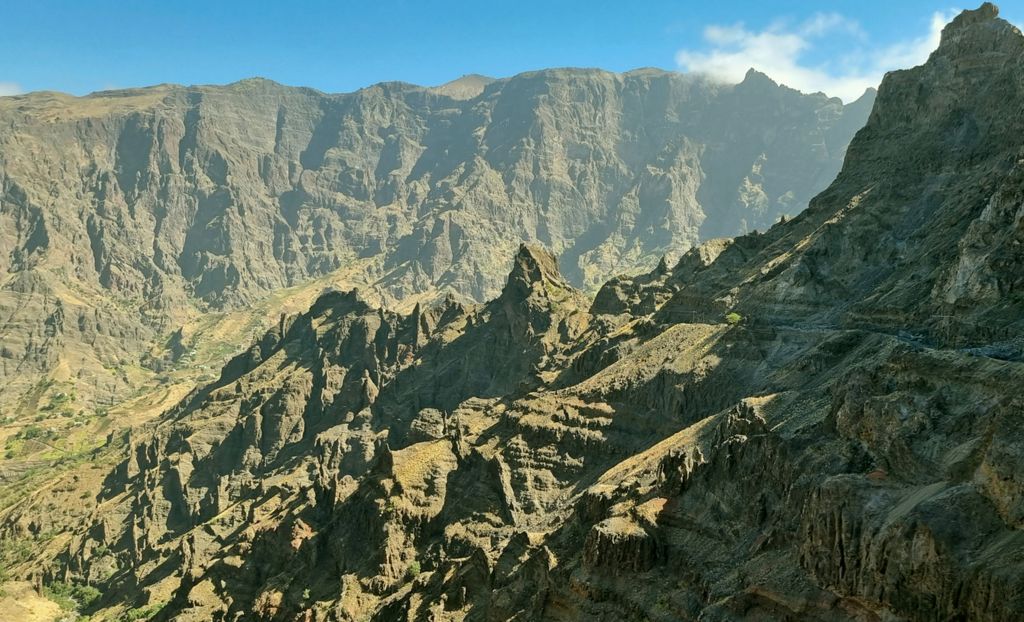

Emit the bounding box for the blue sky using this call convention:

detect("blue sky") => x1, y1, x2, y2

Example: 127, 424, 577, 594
1, 2, 1019, 102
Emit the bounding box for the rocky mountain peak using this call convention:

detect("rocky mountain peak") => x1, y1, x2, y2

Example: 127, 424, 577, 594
740, 68, 774, 83
948, 1, 1000, 29
496, 244, 587, 342
501, 243, 567, 299
851, 87, 877, 104
933, 2, 1022, 61
833, 2, 1023, 186
661, 3, 1024, 348
737, 68, 779, 92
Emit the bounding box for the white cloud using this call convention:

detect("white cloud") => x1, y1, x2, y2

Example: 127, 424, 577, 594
0, 82, 23, 97
676, 10, 958, 102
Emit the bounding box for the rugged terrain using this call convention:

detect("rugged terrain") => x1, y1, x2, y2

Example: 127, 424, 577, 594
4, 3, 1024, 622
0, 64, 872, 428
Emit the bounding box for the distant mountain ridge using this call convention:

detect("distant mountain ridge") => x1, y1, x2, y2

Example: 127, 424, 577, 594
0, 65, 873, 415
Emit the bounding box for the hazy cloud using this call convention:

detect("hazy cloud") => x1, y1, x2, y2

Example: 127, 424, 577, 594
0, 82, 23, 96
676, 10, 957, 102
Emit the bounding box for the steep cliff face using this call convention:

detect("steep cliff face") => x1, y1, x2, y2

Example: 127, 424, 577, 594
4, 4, 1023, 622
0, 68, 872, 416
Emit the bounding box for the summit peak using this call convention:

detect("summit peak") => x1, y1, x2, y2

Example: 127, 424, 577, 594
933, 3, 1022, 61
952, 2, 999, 26
739, 68, 777, 88
507, 243, 562, 287
497, 243, 575, 305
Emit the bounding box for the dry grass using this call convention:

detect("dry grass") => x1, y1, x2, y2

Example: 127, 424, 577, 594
0, 581, 61, 622
595, 411, 719, 488
0, 87, 173, 121
391, 440, 457, 492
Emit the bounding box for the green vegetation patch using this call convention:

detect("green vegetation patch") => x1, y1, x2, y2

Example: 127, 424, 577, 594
44, 580, 102, 612
405, 560, 421, 580
120, 601, 166, 621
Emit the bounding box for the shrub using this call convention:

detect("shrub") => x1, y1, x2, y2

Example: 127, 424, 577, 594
20, 424, 47, 440
120, 602, 165, 621
44, 581, 102, 611
74, 584, 103, 608
405, 560, 421, 580
725, 312, 743, 325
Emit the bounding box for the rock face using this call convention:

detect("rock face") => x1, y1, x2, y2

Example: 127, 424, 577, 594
5, 4, 1024, 622
0, 67, 872, 414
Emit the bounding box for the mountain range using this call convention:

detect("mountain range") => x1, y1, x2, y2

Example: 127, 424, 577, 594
0, 66, 872, 431
2, 3, 1023, 622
